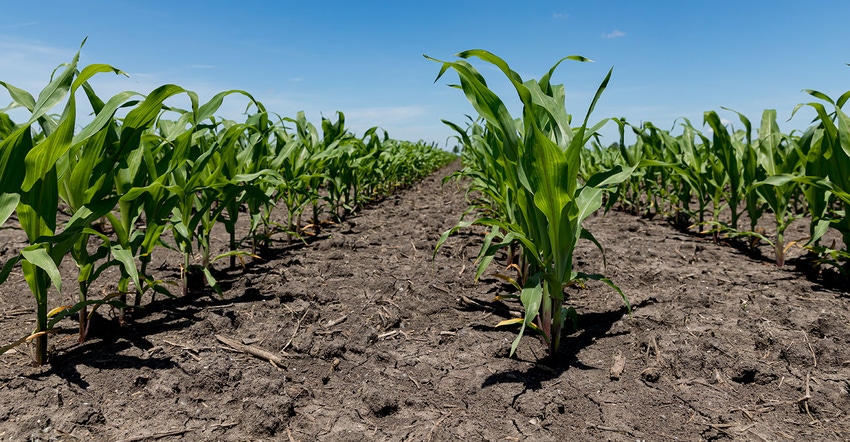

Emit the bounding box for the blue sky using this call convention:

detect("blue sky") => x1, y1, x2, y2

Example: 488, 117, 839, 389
1, 1, 849, 147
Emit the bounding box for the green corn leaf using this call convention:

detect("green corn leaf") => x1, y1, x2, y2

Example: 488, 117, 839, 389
21, 247, 62, 293
21, 64, 125, 191
0, 253, 22, 286
197, 90, 260, 123
26, 50, 79, 128
202, 266, 222, 295
0, 121, 33, 195
111, 246, 141, 294
72, 91, 138, 144
0, 81, 36, 112
510, 273, 544, 356
0, 192, 20, 226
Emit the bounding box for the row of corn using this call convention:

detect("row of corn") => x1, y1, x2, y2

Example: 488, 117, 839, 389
580, 98, 850, 271
434, 51, 848, 358
0, 46, 455, 365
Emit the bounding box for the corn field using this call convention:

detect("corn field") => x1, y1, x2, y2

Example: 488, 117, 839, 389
2, 47, 850, 441
1, 46, 848, 366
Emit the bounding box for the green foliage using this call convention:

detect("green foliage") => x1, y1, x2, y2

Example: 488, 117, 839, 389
0, 47, 455, 365
431, 50, 632, 357
585, 94, 848, 273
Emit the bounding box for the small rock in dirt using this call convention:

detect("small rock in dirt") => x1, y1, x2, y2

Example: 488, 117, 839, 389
68, 403, 105, 426
492, 344, 513, 359
316, 236, 347, 251
312, 288, 339, 304
238, 377, 286, 398
149, 374, 181, 396
207, 309, 239, 331
348, 327, 377, 353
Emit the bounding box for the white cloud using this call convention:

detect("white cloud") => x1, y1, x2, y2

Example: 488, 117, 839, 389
345, 106, 427, 123
553, 13, 568, 19
602, 30, 626, 39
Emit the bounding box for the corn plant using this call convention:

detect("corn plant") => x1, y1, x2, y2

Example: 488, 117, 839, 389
704, 111, 745, 232
220, 118, 282, 268
273, 115, 317, 245
56, 84, 147, 339
0, 44, 138, 363
281, 112, 329, 236
748, 110, 807, 266
316, 112, 358, 221
235, 111, 285, 259
349, 127, 386, 208
720, 109, 769, 242
794, 90, 850, 272
431, 50, 633, 357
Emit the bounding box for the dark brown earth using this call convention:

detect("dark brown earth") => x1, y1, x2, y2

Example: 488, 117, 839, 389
1, 161, 849, 441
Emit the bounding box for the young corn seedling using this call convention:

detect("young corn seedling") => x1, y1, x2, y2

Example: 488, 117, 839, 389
749, 110, 807, 266
719, 109, 771, 247
232, 111, 284, 263
273, 119, 315, 245
704, 111, 745, 233
431, 50, 633, 357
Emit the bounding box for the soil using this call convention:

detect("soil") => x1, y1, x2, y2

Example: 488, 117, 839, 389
1, 161, 848, 441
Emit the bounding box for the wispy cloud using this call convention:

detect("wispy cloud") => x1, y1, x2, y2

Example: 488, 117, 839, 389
345, 105, 427, 125
0, 21, 38, 30
552, 13, 568, 19
341, 106, 431, 139
0, 39, 70, 56
602, 30, 626, 39
191, 64, 214, 69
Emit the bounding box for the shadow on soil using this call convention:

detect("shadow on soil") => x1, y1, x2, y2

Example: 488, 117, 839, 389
25, 283, 269, 386
20, 223, 351, 387
481, 297, 655, 392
